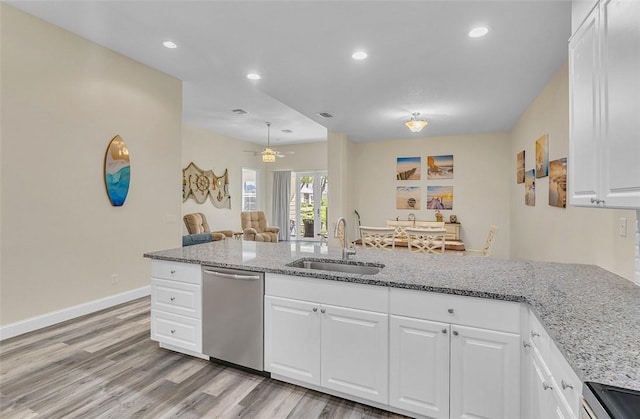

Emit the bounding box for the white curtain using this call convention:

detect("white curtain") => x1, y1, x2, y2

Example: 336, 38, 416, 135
272, 171, 291, 241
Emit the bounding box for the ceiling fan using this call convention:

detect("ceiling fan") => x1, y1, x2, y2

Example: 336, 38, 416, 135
245, 122, 293, 162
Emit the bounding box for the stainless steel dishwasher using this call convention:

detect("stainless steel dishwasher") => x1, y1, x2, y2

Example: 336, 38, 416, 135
202, 266, 264, 372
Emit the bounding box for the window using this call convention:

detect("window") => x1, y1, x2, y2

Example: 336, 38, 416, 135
242, 168, 257, 211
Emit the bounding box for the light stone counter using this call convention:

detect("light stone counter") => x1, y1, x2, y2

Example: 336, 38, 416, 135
145, 240, 640, 391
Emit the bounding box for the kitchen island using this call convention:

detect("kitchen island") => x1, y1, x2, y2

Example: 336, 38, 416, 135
145, 239, 640, 415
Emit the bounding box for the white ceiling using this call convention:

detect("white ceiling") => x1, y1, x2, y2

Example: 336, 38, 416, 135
7, 1, 571, 146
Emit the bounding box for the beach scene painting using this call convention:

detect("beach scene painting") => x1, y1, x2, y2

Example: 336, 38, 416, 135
396, 186, 421, 209
516, 150, 525, 184
396, 157, 421, 180
104, 135, 130, 207
525, 169, 535, 206
427, 155, 453, 179
426, 186, 453, 210
549, 158, 567, 208
535, 134, 549, 178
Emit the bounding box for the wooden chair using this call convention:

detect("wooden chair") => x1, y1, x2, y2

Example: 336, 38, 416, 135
360, 226, 396, 251
406, 227, 446, 254
464, 225, 498, 257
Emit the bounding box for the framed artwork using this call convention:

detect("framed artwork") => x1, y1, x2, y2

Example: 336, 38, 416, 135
104, 135, 130, 207
182, 162, 231, 208
516, 150, 525, 184
525, 169, 536, 206
396, 157, 421, 180
427, 186, 453, 210
427, 155, 454, 179
396, 186, 420, 209
549, 158, 567, 208
535, 134, 549, 178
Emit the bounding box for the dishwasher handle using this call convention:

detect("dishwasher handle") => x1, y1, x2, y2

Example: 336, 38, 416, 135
203, 270, 262, 281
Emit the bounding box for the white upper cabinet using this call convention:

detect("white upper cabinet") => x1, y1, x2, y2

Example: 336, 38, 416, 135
569, 0, 640, 209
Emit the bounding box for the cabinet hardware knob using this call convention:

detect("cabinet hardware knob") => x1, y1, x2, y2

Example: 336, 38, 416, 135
170, 270, 176, 274
170, 329, 176, 334
543, 382, 553, 391
452, 330, 459, 336
312, 307, 318, 312
170, 297, 175, 302
531, 331, 540, 338
442, 328, 448, 334
561, 380, 573, 390
448, 308, 454, 314
321, 308, 326, 314
523, 341, 531, 348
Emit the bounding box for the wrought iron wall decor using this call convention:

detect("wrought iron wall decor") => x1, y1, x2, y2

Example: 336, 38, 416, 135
182, 162, 231, 208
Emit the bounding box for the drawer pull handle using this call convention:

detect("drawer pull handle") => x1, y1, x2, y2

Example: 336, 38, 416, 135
531, 331, 540, 338
523, 341, 531, 348
312, 307, 318, 312
447, 308, 454, 314
170, 297, 175, 302
442, 328, 448, 334
170, 270, 176, 274
170, 329, 176, 334
320, 308, 326, 314
543, 382, 553, 391
452, 330, 459, 336
561, 380, 573, 390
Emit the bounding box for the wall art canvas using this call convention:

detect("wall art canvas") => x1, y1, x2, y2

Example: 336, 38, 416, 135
182, 162, 231, 208
396, 157, 421, 180
535, 134, 549, 178
396, 186, 420, 209
549, 157, 567, 208
104, 135, 130, 207
516, 150, 525, 184
427, 186, 453, 210
525, 169, 536, 206
427, 155, 454, 179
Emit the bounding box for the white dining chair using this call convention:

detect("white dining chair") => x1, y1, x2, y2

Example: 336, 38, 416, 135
464, 225, 498, 257
406, 227, 446, 254
360, 226, 396, 251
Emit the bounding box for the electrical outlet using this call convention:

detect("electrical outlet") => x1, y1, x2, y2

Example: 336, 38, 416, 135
619, 218, 627, 237
111, 273, 119, 284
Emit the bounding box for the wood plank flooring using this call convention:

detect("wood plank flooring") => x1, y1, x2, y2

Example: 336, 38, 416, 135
0, 297, 408, 418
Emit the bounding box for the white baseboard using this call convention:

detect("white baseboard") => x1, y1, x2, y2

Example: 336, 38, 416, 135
0, 286, 151, 341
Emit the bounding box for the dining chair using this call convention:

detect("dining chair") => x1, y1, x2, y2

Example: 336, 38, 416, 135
360, 226, 396, 251
405, 227, 446, 254
464, 225, 498, 257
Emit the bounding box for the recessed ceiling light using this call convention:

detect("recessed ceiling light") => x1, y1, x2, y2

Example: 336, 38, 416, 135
352, 51, 368, 60
162, 41, 178, 49
246, 73, 261, 80
468, 27, 489, 38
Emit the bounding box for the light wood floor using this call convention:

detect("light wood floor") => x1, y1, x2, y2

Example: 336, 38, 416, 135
0, 297, 408, 418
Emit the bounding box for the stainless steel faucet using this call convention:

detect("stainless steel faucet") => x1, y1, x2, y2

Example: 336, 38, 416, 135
334, 217, 356, 260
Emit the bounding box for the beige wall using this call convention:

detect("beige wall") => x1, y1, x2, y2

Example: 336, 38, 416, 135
182, 125, 261, 233
351, 133, 512, 258
0, 5, 183, 324
509, 62, 637, 280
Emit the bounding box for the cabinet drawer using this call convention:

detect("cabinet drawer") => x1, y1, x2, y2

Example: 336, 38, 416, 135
266, 273, 388, 313
152, 278, 201, 319
548, 342, 582, 418
528, 312, 551, 359
151, 309, 201, 353
151, 260, 201, 284
390, 288, 520, 333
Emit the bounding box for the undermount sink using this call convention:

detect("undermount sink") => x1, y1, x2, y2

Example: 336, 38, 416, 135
287, 258, 384, 275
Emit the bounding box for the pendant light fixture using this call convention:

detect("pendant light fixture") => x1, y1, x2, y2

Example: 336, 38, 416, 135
405, 112, 428, 133
262, 122, 276, 163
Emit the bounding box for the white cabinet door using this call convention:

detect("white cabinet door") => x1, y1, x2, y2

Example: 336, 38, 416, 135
569, 6, 601, 207
321, 304, 389, 404
264, 296, 321, 386
449, 325, 520, 419
389, 315, 450, 419
600, 0, 640, 208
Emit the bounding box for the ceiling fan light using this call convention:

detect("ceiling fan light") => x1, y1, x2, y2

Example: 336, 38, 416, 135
262, 153, 276, 163
405, 113, 428, 133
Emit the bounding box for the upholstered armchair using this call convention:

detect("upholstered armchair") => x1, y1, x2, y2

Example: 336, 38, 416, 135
183, 212, 233, 242
241, 211, 280, 242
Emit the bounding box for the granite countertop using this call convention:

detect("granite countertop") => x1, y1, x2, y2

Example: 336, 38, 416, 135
144, 240, 640, 391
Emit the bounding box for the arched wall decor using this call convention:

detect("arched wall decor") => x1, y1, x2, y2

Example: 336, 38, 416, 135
182, 162, 231, 209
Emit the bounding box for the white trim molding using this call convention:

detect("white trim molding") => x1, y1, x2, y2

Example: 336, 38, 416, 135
0, 286, 151, 341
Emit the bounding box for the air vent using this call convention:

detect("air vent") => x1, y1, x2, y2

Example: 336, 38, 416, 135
317, 112, 333, 118
232, 109, 247, 114
281, 129, 293, 133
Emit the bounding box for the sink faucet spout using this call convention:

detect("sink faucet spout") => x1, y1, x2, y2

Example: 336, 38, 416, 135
335, 217, 356, 260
